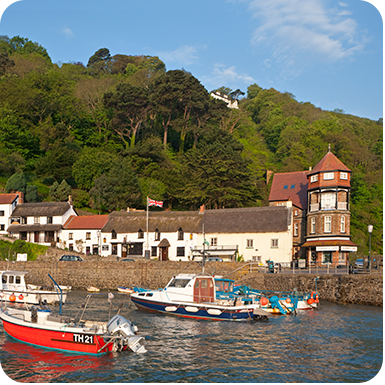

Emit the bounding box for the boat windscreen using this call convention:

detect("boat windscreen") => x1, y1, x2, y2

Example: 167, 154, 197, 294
168, 278, 191, 288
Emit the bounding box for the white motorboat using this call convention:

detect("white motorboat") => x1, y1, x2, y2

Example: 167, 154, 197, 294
0, 270, 67, 305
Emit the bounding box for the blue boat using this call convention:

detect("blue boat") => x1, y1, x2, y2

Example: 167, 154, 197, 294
130, 273, 269, 322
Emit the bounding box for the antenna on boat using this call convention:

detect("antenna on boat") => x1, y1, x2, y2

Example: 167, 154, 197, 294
48, 274, 63, 315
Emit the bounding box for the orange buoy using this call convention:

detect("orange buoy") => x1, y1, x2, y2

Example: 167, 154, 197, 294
307, 298, 314, 305
18, 294, 24, 300
260, 297, 269, 306
9, 293, 16, 302
285, 298, 291, 303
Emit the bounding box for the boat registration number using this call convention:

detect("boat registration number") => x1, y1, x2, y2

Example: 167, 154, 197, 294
73, 334, 94, 344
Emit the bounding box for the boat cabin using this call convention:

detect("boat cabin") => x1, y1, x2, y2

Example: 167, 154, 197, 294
0, 271, 28, 292
214, 276, 235, 299
164, 273, 216, 303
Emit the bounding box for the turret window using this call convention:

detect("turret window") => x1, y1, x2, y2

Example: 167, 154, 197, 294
311, 217, 316, 234
323, 172, 334, 180
324, 216, 332, 233
341, 216, 346, 233
310, 175, 318, 183
321, 193, 336, 210
340, 172, 348, 180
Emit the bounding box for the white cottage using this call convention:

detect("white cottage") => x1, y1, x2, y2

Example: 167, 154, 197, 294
0, 192, 22, 235
7, 202, 77, 246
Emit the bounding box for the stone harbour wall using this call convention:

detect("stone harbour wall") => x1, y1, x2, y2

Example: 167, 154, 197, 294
0, 259, 382, 306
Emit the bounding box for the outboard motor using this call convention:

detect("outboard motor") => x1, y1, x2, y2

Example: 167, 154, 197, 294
107, 314, 146, 353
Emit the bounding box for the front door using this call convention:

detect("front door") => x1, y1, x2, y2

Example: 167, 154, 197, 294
160, 247, 168, 261
34, 231, 39, 243
193, 278, 215, 303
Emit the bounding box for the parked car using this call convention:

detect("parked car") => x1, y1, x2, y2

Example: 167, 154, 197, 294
59, 255, 84, 262
354, 259, 364, 269
207, 257, 223, 262
120, 258, 135, 262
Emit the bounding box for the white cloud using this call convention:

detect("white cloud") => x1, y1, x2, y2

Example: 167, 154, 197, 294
0, 0, 21, 23
201, 64, 255, 89
158, 45, 204, 66
62, 28, 74, 37
247, 0, 365, 62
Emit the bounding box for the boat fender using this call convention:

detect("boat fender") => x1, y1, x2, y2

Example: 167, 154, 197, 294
9, 293, 16, 302
19, 294, 24, 300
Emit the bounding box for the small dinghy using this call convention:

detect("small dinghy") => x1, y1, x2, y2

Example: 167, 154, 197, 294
117, 286, 134, 294
87, 286, 100, 292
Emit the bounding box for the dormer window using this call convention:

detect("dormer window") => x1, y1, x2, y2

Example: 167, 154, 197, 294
177, 228, 184, 241
154, 229, 160, 241
111, 230, 117, 239
340, 172, 348, 180
34, 217, 40, 224
138, 229, 144, 239
323, 172, 334, 180
310, 175, 318, 183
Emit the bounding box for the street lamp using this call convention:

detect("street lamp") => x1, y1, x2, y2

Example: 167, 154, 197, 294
368, 224, 373, 271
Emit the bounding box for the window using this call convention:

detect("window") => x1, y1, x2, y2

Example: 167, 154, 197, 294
324, 216, 332, 233
294, 223, 299, 236
340, 172, 348, 180
47, 216, 53, 224
69, 244, 73, 251
310, 175, 318, 183
210, 238, 217, 247
111, 230, 117, 239
323, 172, 334, 180
294, 210, 298, 216
311, 217, 316, 234
341, 216, 346, 233
34, 217, 40, 224
138, 229, 144, 239
154, 229, 160, 241
45, 231, 55, 242
321, 193, 336, 210
177, 228, 184, 241
21, 217, 27, 224
0, 211, 4, 216
271, 239, 278, 248
86, 232, 91, 240
0, 224, 4, 231
20, 232, 27, 240
69, 233, 73, 240
151, 246, 157, 257
246, 239, 253, 248
177, 247, 185, 257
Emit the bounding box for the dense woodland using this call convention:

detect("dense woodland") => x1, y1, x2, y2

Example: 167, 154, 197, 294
0, 36, 382, 255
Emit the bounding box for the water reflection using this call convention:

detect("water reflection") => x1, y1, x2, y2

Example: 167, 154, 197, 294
1, 291, 382, 383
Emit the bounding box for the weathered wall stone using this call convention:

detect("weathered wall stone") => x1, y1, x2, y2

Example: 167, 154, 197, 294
0, 260, 382, 306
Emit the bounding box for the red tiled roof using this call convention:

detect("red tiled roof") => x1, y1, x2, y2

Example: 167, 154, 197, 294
268, 171, 309, 210
309, 151, 351, 176
0, 193, 18, 205
63, 215, 109, 229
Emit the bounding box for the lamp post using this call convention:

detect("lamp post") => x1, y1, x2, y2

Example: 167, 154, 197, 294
368, 224, 373, 272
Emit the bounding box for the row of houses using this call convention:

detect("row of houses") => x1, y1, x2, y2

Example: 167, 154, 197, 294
0, 149, 357, 265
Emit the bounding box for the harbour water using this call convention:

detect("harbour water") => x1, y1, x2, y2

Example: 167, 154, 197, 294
0, 290, 383, 383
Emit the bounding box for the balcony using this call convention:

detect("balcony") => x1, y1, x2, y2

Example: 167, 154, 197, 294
310, 202, 348, 212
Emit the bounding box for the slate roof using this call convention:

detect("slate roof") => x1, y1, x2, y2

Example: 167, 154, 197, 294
269, 171, 309, 210
308, 151, 351, 176
11, 202, 73, 217
103, 206, 291, 234
0, 193, 19, 205
63, 215, 109, 230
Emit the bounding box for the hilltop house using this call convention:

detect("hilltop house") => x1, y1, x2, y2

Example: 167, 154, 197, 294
210, 92, 239, 109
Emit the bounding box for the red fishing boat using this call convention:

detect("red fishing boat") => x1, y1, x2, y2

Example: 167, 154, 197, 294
0, 293, 146, 355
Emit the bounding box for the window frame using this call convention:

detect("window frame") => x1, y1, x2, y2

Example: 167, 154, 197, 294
324, 216, 332, 233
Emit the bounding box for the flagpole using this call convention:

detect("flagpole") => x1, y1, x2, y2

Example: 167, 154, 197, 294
146, 196, 149, 257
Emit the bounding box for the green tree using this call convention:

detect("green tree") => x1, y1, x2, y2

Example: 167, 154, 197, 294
25, 184, 38, 202
90, 158, 142, 212
176, 128, 256, 209
49, 179, 71, 202
5, 172, 27, 193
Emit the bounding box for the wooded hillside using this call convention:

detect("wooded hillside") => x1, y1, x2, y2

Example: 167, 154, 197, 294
0, 36, 382, 255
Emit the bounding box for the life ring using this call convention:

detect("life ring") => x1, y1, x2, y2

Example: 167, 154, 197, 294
19, 294, 24, 300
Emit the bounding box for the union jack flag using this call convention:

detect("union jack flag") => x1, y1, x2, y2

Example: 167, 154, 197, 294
148, 197, 163, 208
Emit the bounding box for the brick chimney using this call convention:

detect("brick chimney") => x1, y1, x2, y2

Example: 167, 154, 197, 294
199, 204, 205, 214
16, 191, 24, 204
68, 195, 73, 206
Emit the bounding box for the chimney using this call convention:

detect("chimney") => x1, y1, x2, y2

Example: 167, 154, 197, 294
16, 191, 24, 204
309, 166, 312, 171
199, 204, 205, 214
68, 195, 73, 206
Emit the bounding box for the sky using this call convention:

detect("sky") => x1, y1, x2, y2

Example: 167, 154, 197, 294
0, 0, 383, 121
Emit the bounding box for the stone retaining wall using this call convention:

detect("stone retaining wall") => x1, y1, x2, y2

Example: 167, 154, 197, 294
0, 260, 382, 306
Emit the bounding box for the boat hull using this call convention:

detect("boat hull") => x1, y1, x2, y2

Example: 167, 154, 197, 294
0, 289, 66, 305
1, 313, 117, 355
131, 296, 264, 321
